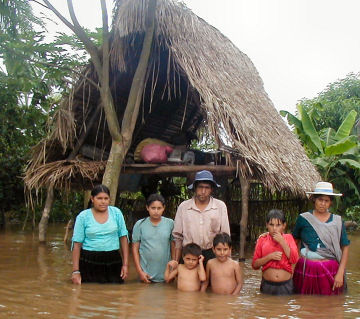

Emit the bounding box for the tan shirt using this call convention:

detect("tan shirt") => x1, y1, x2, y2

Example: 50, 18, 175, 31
173, 197, 230, 250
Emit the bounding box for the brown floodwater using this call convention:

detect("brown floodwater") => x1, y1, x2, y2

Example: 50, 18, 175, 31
0, 224, 360, 319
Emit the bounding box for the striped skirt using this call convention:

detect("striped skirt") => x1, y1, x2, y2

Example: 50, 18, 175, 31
293, 257, 344, 295
79, 249, 124, 284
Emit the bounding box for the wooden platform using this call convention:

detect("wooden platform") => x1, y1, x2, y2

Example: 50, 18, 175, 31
121, 164, 237, 175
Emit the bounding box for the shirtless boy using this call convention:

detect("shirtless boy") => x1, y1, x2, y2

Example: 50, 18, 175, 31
201, 233, 243, 295
252, 209, 299, 295
164, 243, 206, 292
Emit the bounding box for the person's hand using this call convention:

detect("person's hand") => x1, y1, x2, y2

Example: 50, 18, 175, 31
269, 251, 282, 261
272, 231, 285, 244
198, 255, 205, 264
121, 265, 128, 280
139, 270, 151, 283
333, 271, 344, 290
168, 260, 178, 271
258, 232, 269, 239
71, 272, 81, 285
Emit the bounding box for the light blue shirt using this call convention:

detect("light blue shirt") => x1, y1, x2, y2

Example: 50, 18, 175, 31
72, 206, 128, 251
132, 217, 174, 282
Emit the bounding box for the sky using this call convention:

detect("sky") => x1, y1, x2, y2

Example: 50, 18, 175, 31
34, 0, 360, 114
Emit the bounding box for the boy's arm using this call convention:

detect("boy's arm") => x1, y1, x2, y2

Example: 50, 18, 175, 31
200, 261, 211, 292
232, 261, 243, 295
132, 242, 151, 283
164, 262, 178, 283
197, 255, 206, 282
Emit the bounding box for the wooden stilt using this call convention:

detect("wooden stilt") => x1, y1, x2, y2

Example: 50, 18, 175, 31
239, 177, 249, 261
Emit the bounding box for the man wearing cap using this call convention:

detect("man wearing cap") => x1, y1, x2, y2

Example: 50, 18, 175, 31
170, 170, 230, 267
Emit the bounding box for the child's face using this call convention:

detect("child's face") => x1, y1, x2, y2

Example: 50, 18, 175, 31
266, 218, 286, 236
183, 253, 199, 269
212, 243, 231, 262
146, 200, 165, 222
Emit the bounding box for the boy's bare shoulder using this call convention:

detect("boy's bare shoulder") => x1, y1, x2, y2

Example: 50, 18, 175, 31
227, 258, 240, 269
207, 259, 216, 267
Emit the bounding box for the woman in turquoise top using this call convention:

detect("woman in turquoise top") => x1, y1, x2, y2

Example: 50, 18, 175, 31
71, 185, 129, 284
292, 182, 350, 295
132, 194, 175, 283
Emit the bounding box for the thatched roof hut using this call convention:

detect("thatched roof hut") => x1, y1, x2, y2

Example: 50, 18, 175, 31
24, 0, 320, 196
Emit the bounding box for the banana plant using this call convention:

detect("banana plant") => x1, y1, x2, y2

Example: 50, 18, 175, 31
281, 107, 360, 210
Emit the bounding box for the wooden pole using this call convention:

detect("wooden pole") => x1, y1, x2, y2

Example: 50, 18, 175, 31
38, 186, 54, 242
239, 177, 250, 261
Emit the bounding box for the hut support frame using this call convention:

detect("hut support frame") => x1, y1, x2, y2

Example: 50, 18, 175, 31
239, 177, 249, 261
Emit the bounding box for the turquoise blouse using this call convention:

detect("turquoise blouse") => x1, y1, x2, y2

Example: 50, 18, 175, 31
72, 206, 128, 251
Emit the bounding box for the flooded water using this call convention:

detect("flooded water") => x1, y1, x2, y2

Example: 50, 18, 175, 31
0, 224, 360, 319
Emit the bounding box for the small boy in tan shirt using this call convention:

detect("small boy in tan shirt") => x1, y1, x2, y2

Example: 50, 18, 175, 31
164, 243, 206, 291
201, 233, 243, 295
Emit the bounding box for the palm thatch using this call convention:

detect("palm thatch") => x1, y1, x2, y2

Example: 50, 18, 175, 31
24, 0, 320, 196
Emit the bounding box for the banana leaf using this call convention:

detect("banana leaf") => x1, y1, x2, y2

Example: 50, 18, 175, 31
297, 104, 323, 154
325, 135, 358, 156
334, 110, 357, 141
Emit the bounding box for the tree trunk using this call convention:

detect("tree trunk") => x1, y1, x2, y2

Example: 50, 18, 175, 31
38, 186, 54, 242
239, 177, 250, 261
102, 0, 157, 204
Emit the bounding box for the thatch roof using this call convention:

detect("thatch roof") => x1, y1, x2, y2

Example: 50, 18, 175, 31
24, 0, 320, 196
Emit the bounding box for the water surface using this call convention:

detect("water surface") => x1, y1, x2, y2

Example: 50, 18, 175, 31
0, 225, 359, 318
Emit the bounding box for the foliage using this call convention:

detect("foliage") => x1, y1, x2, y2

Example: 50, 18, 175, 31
297, 73, 360, 132
281, 105, 360, 214
345, 205, 360, 225
0, 0, 94, 219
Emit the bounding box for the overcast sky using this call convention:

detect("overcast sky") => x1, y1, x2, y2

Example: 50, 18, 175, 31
35, 0, 360, 114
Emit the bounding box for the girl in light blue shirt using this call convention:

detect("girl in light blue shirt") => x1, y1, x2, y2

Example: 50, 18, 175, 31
132, 194, 175, 283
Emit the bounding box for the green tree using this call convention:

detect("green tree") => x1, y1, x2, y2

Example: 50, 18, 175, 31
0, 0, 92, 226
298, 73, 360, 132
281, 106, 360, 213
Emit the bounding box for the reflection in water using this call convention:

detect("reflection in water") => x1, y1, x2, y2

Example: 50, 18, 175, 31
0, 225, 359, 318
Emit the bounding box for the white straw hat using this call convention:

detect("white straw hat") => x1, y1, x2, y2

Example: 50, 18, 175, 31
306, 181, 342, 196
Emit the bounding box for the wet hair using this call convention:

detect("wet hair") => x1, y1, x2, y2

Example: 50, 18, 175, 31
266, 209, 286, 224
146, 193, 165, 206
91, 184, 110, 197
213, 232, 232, 248
182, 243, 202, 257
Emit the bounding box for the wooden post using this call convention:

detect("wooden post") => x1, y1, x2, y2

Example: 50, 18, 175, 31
239, 177, 250, 260
38, 186, 54, 242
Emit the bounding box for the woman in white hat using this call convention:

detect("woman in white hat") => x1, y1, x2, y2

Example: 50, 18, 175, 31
292, 182, 350, 295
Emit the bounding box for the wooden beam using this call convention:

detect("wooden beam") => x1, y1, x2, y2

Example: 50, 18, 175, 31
121, 164, 237, 175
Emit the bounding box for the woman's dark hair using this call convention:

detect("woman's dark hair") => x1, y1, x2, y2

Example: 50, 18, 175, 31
266, 209, 286, 223
87, 185, 110, 208
146, 193, 165, 206
91, 184, 110, 197
311, 194, 333, 202
213, 232, 232, 248
182, 243, 202, 257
